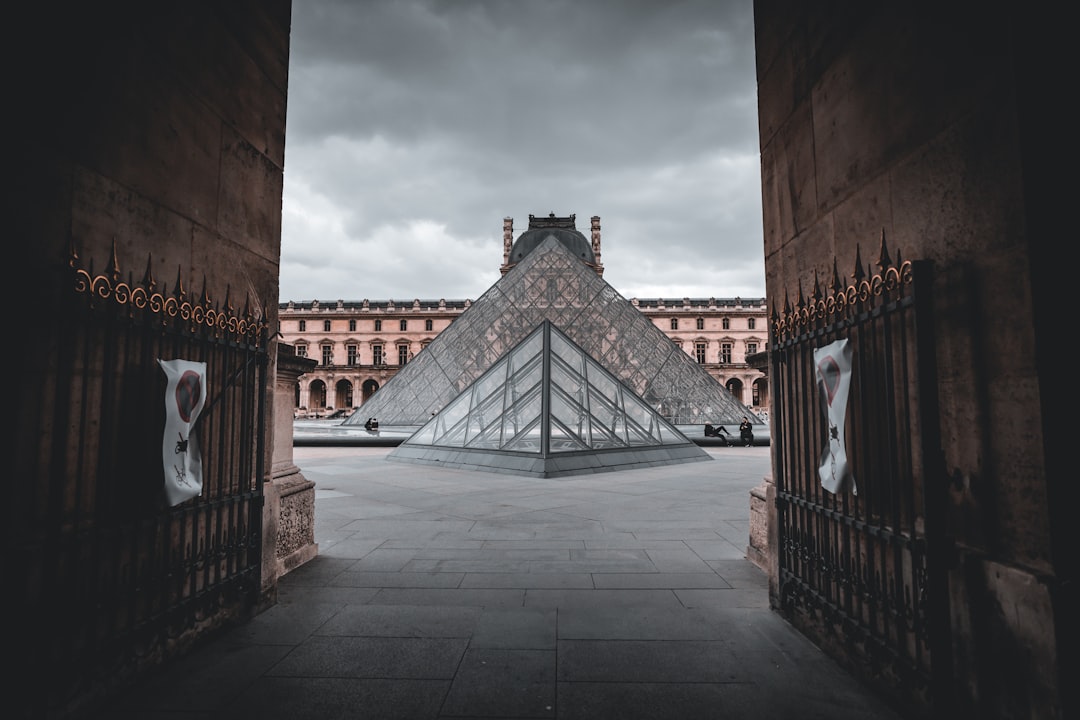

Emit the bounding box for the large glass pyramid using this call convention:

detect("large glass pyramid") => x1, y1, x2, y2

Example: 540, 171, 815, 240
387, 320, 711, 478
344, 234, 757, 427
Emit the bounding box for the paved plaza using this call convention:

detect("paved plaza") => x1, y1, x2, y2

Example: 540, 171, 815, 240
96, 444, 905, 720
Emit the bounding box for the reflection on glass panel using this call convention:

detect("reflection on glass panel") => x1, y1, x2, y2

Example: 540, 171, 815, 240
467, 419, 505, 449
550, 387, 585, 442
473, 358, 508, 404
501, 386, 542, 449
510, 331, 543, 373
503, 417, 542, 452
550, 359, 584, 402
588, 361, 619, 401
509, 358, 543, 400
410, 417, 437, 445
549, 420, 588, 452
434, 393, 471, 444
552, 331, 583, 375
588, 388, 621, 430
623, 395, 659, 445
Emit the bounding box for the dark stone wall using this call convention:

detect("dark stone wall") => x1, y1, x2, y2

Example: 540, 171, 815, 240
754, 2, 1068, 717
11, 2, 292, 716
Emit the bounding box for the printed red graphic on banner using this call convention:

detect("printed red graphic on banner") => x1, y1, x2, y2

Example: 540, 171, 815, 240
817, 355, 841, 404
175, 370, 203, 423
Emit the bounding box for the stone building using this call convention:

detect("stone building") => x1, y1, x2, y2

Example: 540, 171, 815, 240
278, 214, 769, 419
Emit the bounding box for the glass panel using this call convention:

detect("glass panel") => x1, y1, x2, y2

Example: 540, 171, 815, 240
501, 386, 542, 451
549, 418, 588, 452
550, 357, 585, 404
465, 386, 507, 448
550, 386, 587, 445
433, 391, 472, 446
551, 329, 583, 376
503, 416, 543, 452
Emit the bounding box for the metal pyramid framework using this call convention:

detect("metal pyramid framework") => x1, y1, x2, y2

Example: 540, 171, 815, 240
387, 320, 711, 478
344, 234, 757, 427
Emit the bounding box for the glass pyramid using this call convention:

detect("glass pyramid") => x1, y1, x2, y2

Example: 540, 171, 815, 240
344, 234, 757, 427
387, 320, 711, 478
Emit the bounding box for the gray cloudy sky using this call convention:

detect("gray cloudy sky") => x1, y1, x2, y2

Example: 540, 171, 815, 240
280, 0, 764, 304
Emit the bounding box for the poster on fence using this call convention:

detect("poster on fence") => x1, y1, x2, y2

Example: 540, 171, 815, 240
814, 339, 857, 495
158, 359, 207, 506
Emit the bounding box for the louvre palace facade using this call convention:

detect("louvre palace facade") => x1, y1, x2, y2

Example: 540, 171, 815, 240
277, 215, 768, 420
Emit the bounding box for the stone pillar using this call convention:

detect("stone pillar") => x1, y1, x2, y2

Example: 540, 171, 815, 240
501, 216, 514, 274
262, 343, 319, 598
590, 215, 604, 276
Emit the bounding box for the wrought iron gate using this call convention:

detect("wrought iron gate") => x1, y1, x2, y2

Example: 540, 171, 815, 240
769, 237, 952, 716
16, 245, 270, 718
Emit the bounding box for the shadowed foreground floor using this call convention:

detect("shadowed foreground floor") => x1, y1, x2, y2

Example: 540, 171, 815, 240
96, 445, 905, 720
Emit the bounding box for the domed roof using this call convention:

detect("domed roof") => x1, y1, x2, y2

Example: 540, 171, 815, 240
507, 214, 594, 266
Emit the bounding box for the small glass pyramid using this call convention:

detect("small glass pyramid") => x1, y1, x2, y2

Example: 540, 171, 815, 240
387, 320, 711, 478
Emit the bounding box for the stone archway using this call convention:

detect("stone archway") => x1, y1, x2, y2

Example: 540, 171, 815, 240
725, 377, 744, 406
308, 379, 327, 410
362, 378, 380, 403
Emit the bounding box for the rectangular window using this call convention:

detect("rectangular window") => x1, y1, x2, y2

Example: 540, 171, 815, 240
722, 317, 729, 330
720, 343, 732, 364
347, 344, 358, 366
299, 319, 306, 332
296, 345, 307, 358
425, 319, 433, 331
696, 317, 704, 330
323, 319, 331, 332
349, 319, 356, 332
670, 318, 678, 330
400, 319, 408, 331
398, 344, 409, 365
695, 342, 706, 364
321, 344, 333, 366
747, 342, 758, 356
374, 319, 382, 331
372, 344, 384, 365
748, 317, 756, 330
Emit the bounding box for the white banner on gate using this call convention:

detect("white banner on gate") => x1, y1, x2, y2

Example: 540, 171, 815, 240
158, 359, 207, 506
814, 339, 856, 495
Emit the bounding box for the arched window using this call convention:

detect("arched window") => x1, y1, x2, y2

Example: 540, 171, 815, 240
400, 319, 408, 331
298, 319, 306, 332
323, 319, 331, 332
374, 319, 382, 331
748, 317, 756, 329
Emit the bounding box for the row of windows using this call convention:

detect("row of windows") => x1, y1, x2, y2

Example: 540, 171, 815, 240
296, 318, 436, 333
299, 340, 756, 368
294, 317, 754, 334
671, 317, 755, 331
298, 341, 423, 367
